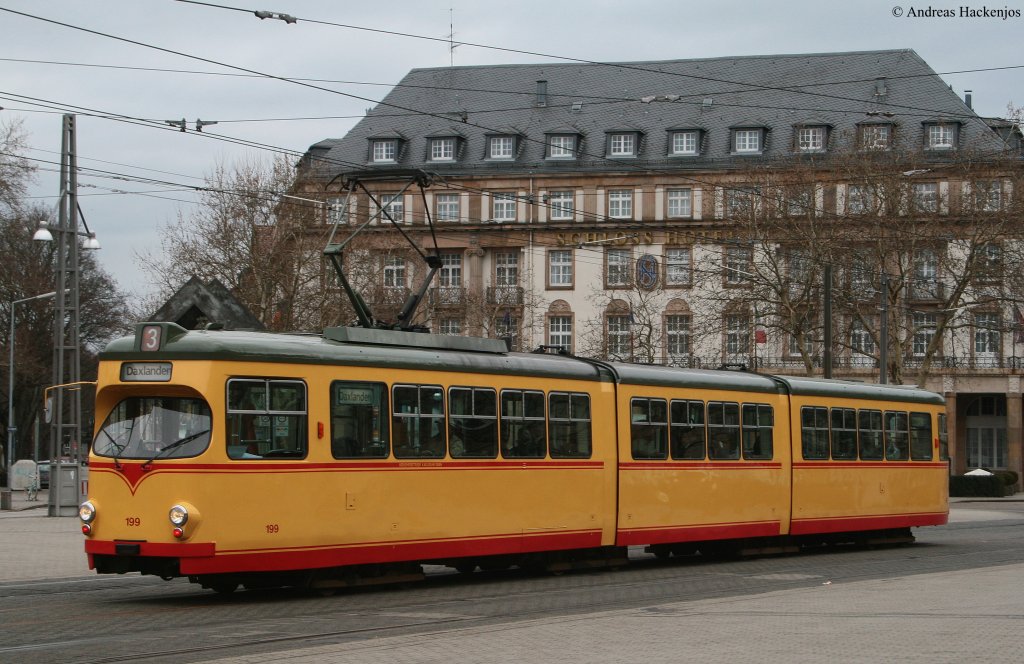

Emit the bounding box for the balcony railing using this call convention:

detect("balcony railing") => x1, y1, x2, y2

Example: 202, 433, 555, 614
487, 285, 525, 306
364, 286, 411, 307
909, 280, 946, 301
430, 287, 466, 307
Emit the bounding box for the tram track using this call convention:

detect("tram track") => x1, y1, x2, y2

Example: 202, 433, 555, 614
4, 522, 1024, 664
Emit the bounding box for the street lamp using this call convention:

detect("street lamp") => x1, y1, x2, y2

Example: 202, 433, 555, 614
6, 291, 58, 487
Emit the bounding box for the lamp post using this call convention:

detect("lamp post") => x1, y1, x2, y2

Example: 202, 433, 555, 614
5, 291, 57, 487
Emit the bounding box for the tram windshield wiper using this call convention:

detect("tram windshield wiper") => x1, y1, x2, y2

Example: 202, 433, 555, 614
99, 429, 126, 470
141, 429, 211, 469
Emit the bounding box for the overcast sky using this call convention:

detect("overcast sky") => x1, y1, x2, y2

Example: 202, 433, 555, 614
2, 0, 1022, 301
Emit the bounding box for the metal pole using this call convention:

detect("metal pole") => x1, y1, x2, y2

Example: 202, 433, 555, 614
823, 265, 833, 379
879, 273, 889, 385
49, 114, 82, 516
6, 292, 57, 487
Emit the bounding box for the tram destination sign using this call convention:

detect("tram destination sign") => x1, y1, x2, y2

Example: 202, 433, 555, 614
120, 362, 173, 382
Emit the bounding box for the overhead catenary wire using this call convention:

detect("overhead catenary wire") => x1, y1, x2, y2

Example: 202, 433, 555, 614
1, 6, 1018, 285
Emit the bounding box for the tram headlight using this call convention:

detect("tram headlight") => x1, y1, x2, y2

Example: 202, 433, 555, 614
168, 504, 189, 527
79, 501, 97, 523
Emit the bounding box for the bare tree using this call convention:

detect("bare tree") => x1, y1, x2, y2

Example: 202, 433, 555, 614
139, 155, 335, 331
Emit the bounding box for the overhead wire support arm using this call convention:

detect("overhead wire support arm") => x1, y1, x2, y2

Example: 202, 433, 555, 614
321, 170, 438, 330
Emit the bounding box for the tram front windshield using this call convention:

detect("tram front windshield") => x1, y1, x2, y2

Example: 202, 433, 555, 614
93, 397, 212, 460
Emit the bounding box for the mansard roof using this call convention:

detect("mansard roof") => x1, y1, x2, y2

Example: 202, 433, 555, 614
308, 49, 1006, 178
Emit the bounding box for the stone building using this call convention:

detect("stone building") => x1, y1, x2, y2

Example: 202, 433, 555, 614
293, 49, 1023, 481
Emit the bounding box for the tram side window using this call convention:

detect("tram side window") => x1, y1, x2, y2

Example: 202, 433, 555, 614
330, 381, 388, 458
938, 413, 950, 461
392, 385, 445, 458
449, 387, 498, 458
549, 392, 592, 458
884, 411, 910, 461
910, 412, 934, 461
742, 404, 773, 460
831, 408, 858, 460
670, 400, 705, 460
226, 378, 307, 459
801, 406, 829, 460
631, 398, 668, 460
707, 402, 740, 460
859, 409, 884, 460
500, 389, 547, 458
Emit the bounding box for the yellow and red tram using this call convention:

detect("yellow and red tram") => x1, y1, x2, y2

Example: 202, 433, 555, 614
80, 323, 948, 592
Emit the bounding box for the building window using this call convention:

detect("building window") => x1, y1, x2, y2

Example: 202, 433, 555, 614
495, 314, 520, 350
847, 184, 872, 214
973, 180, 1003, 212
912, 248, 940, 299
608, 190, 633, 219
430, 137, 456, 161
438, 318, 462, 336
606, 248, 632, 288
670, 131, 699, 155
436, 193, 459, 222
492, 192, 517, 222
371, 139, 397, 163
785, 186, 814, 217
725, 313, 750, 357
912, 182, 939, 213
548, 249, 573, 288
666, 188, 692, 218
974, 312, 1001, 356
796, 126, 826, 152
666, 314, 691, 361
926, 124, 956, 149
383, 256, 407, 289
377, 193, 404, 224
548, 191, 574, 220
609, 133, 637, 157
547, 134, 576, 159
607, 315, 632, 359
438, 252, 462, 288
725, 246, 753, 285
912, 312, 937, 356
859, 124, 892, 150
732, 129, 762, 153
488, 135, 516, 160
495, 251, 519, 286
850, 319, 876, 364
978, 243, 1002, 281
326, 195, 347, 225
726, 187, 757, 217
548, 315, 573, 351
664, 248, 692, 287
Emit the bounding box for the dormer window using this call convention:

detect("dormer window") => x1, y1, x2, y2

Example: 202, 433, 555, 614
669, 130, 700, 156
925, 122, 958, 150
546, 134, 577, 159
371, 139, 396, 163
795, 126, 828, 152
731, 128, 764, 154
487, 135, 517, 160
367, 136, 403, 164
430, 137, 457, 161
607, 132, 639, 157
858, 123, 892, 150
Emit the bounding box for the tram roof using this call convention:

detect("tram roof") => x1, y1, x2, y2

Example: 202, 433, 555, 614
101, 324, 943, 404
